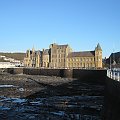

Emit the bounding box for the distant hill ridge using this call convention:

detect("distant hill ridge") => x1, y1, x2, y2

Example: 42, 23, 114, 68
0, 52, 25, 61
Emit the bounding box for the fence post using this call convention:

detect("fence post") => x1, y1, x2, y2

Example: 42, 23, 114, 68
107, 70, 108, 77
113, 72, 115, 80
109, 70, 110, 77
118, 72, 120, 81
110, 71, 112, 79
107, 70, 110, 77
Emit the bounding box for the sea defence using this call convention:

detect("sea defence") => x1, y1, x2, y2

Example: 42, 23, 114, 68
7, 68, 106, 84
105, 77, 120, 120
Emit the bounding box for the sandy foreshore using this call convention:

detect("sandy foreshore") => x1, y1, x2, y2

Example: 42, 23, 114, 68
0, 73, 75, 98
0, 73, 104, 120
0, 73, 104, 98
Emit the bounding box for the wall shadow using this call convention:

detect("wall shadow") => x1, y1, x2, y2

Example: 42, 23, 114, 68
25, 76, 105, 119
26, 77, 105, 98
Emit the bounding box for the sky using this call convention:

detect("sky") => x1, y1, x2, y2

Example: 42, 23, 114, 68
0, 0, 120, 58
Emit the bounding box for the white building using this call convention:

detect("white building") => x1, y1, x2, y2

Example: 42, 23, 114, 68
0, 55, 5, 58
0, 62, 15, 68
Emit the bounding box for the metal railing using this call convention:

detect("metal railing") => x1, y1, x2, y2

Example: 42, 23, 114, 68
107, 69, 120, 81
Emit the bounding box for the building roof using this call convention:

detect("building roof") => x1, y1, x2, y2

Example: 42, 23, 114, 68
57, 44, 68, 48
95, 43, 102, 50
67, 51, 95, 58
26, 50, 42, 56
50, 43, 69, 48
43, 49, 49, 55
35, 50, 42, 55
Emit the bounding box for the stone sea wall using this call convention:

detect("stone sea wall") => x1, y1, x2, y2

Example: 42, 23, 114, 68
105, 77, 120, 120
7, 68, 106, 85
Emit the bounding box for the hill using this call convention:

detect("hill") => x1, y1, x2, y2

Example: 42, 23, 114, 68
0, 52, 26, 61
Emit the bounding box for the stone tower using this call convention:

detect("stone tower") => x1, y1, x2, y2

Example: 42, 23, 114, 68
36, 51, 40, 68
49, 43, 72, 68
31, 46, 36, 67
95, 43, 102, 68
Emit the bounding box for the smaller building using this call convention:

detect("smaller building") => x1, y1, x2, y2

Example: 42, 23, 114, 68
24, 48, 42, 68
0, 62, 15, 68
67, 43, 102, 69
42, 49, 50, 68
67, 51, 95, 68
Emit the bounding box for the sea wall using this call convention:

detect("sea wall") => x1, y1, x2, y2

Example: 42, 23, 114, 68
23, 68, 74, 78
7, 68, 23, 74
105, 77, 120, 120
7, 68, 106, 84
73, 69, 106, 84
0, 68, 7, 73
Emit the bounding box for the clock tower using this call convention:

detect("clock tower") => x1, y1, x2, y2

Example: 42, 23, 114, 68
95, 43, 102, 68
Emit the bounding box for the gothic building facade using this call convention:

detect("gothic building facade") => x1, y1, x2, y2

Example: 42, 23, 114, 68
24, 47, 42, 68
24, 43, 102, 69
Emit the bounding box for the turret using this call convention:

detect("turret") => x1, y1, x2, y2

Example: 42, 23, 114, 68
26, 49, 31, 58
36, 51, 40, 67
95, 43, 102, 68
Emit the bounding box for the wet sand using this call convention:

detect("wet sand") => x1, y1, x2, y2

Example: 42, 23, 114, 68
0, 73, 75, 98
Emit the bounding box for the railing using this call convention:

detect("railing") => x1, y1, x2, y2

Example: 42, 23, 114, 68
107, 69, 120, 81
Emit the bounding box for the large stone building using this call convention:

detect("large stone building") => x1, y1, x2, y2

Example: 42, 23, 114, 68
24, 43, 102, 69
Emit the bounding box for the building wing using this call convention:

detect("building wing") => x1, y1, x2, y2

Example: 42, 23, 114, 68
68, 51, 95, 58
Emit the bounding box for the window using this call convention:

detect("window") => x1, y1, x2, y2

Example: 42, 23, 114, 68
81, 63, 82, 67
74, 63, 76, 67
71, 63, 73, 67
91, 63, 93, 67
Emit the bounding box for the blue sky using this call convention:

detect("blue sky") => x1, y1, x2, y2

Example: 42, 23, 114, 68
0, 0, 120, 58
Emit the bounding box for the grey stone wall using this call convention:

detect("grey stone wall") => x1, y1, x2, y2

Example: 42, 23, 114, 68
7, 68, 23, 74
23, 68, 106, 84
73, 69, 106, 84
23, 68, 63, 77
105, 77, 120, 120
7, 68, 106, 84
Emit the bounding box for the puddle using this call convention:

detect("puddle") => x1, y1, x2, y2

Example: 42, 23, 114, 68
0, 95, 104, 119
50, 111, 65, 116
0, 85, 18, 88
